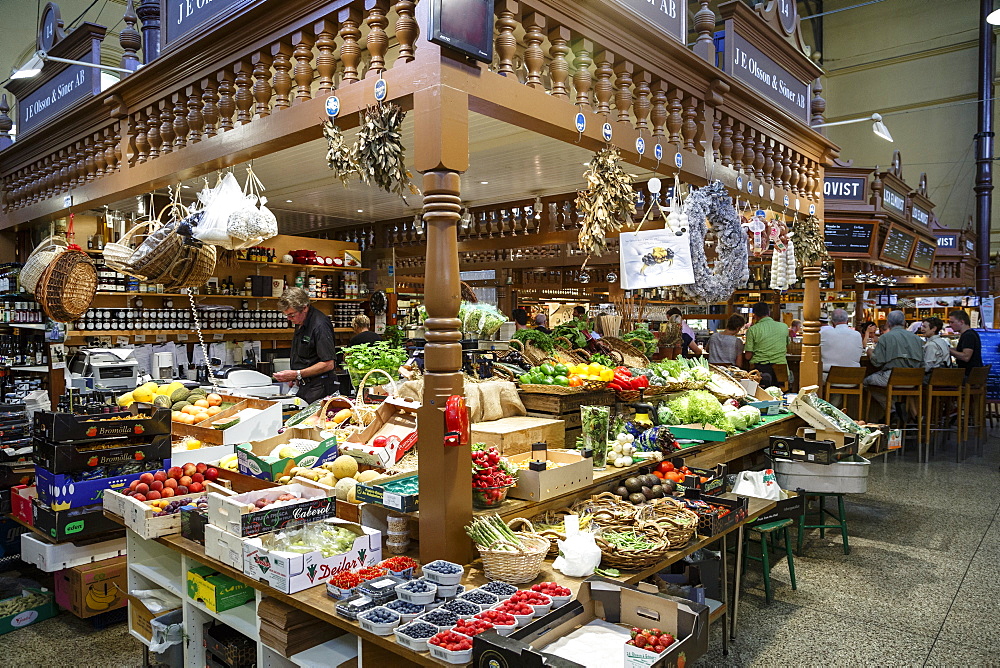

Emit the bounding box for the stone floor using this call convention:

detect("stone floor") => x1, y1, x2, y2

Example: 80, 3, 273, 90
0, 431, 996, 667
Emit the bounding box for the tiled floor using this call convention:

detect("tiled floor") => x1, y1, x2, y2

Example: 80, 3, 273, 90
697, 431, 1000, 667
0, 432, 996, 667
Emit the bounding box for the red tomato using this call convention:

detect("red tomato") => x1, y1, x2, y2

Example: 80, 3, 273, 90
658, 461, 675, 474
653, 470, 665, 479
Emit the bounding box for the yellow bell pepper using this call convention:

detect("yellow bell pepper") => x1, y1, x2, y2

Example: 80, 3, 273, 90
600, 368, 614, 382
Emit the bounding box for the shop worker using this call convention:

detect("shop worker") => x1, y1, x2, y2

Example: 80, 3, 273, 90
512, 308, 530, 331
864, 310, 923, 406
820, 308, 863, 383
348, 314, 382, 347
743, 302, 789, 387
948, 309, 982, 375
273, 287, 337, 403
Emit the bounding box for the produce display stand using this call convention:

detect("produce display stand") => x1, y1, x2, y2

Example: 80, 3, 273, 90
107, 490, 775, 667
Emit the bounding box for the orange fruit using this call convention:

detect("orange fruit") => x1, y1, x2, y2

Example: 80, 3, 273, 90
206, 406, 222, 416
193, 399, 210, 408
181, 405, 197, 415
207, 393, 222, 406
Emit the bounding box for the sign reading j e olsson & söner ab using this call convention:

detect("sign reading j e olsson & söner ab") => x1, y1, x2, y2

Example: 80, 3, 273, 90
165, 0, 241, 46
18, 66, 94, 137
725, 33, 809, 123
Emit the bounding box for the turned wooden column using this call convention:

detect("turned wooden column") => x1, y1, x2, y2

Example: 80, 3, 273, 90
800, 265, 822, 390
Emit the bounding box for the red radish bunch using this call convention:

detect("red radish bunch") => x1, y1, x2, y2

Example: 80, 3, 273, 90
495, 601, 533, 616
471, 444, 514, 489
626, 627, 675, 654
510, 591, 550, 605
453, 618, 494, 637
531, 582, 570, 597
123, 462, 218, 502
428, 631, 473, 652
475, 609, 516, 626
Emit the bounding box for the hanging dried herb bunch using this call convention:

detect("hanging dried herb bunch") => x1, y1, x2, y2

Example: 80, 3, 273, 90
323, 120, 359, 186
355, 103, 420, 200
576, 147, 635, 257
793, 213, 829, 268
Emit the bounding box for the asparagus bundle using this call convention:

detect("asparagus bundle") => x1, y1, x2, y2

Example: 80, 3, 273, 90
465, 514, 525, 552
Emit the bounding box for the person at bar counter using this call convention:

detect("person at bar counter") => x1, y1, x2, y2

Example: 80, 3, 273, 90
743, 302, 788, 387
512, 308, 530, 331
863, 310, 923, 407
948, 309, 982, 374
707, 313, 745, 366
668, 308, 703, 357
921, 317, 952, 376
533, 312, 551, 334
789, 319, 803, 339
820, 308, 863, 383
858, 321, 879, 348
273, 287, 337, 403
348, 314, 382, 347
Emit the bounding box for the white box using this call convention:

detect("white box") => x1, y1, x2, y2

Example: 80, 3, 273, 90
169, 444, 235, 468
171, 395, 282, 445
207, 478, 336, 538
204, 523, 248, 572
19, 533, 126, 572
242, 518, 382, 594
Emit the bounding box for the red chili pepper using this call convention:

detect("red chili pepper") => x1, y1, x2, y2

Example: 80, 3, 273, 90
614, 366, 632, 375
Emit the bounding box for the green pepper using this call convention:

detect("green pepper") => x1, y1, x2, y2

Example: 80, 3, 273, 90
539, 363, 555, 377
554, 363, 569, 376
541, 376, 555, 385
554, 375, 569, 387
519, 373, 533, 384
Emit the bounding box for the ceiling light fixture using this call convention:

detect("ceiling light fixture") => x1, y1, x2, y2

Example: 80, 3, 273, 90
181, 184, 191, 189
285, 199, 293, 203
480, 181, 489, 185
12, 50, 138, 79
988, 8, 1000, 24
811, 112, 893, 142
357, 209, 364, 213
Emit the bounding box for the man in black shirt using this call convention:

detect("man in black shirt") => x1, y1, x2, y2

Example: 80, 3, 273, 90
948, 309, 982, 374
274, 288, 337, 402
348, 314, 382, 346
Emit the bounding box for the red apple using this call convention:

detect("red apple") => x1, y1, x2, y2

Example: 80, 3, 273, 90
179, 475, 193, 487
204, 467, 219, 481
150, 480, 164, 492
135, 483, 150, 494
195, 462, 208, 474
161, 487, 175, 498
191, 473, 204, 484
132, 494, 146, 502
167, 466, 183, 479
176, 486, 189, 495
182, 463, 197, 476
188, 481, 204, 493
164, 478, 178, 489
146, 490, 161, 500
153, 471, 167, 482
139, 472, 154, 484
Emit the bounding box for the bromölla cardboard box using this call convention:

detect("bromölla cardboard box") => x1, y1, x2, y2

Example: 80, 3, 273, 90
53, 555, 127, 618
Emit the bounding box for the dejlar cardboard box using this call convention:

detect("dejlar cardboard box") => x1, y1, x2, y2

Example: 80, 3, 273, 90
473, 579, 709, 668
53, 555, 127, 618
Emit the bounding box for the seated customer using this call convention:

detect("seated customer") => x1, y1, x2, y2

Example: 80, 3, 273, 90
707, 314, 745, 366
921, 317, 952, 374
668, 307, 703, 357
512, 308, 529, 331
948, 309, 982, 375
743, 302, 789, 387
348, 314, 382, 346
821, 308, 863, 383
533, 312, 551, 334
863, 310, 923, 406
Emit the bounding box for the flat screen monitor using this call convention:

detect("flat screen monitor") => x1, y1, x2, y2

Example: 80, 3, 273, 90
429, 0, 495, 63
880, 224, 916, 266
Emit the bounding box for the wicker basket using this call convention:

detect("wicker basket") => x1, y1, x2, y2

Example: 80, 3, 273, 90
37, 249, 97, 322
527, 508, 574, 557
19, 235, 68, 294
123, 203, 192, 280
103, 219, 161, 279
614, 389, 643, 402
595, 519, 682, 569
600, 337, 650, 368
582, 379, 609, 392
508, 338, 552, 367
476, 518, 550, 584
353, 368, 398, 424
518, 383, 584, 395
635, 497, 700, 543
159, 238, 217, 291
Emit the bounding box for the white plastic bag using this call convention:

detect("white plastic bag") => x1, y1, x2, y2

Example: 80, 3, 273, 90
553, 515, 602, 578
148, 609, 184, 654
731, 469, 782, 501
130, 588, 181, 614
193, 172, 246, 249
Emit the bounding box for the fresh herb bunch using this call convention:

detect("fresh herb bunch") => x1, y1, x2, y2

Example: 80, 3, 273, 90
383, 324, 406, 348
343, 340, 408, 376
576, 147, 636, 257
622, 326, 657, 356
355, 103, 420, 200
589, 352, 614, 367
323, 120, 359, 186
551, 319, 588, 348
512, 328, 555, 354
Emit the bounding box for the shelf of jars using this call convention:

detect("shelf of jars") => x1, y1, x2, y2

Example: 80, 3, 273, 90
92, 291, 366, 302
238, 259, 369, 272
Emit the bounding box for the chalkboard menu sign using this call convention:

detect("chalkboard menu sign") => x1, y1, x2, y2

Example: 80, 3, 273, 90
823, 222, 875, 255
909, 239, 936, 272
880, 225, 916, 266
977, 329, 1000, 401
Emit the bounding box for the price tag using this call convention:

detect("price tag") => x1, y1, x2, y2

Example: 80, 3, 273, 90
795, 198, 801, 210
809, 203, 816, 215
769, 187, 775, 200
177, 333, 189, 341
325, 95, 341, 118
736, 175, 743, 190
574, 112, 586, 133
155, 334, 167, 343
654, 144, 663, 161
783, 194, 790, 207
746, 179, 754, 194
213, 333, 225, 340
758, 184, 765, 197
674, 152, 683, 168
373, 579, 396, 589
116, 336, 129, 346
52, 361, 66, 370
374, 78, 387, 102
635, 137, 645, 155
134, 335, 146, 342
382, 492, 402, 511
602, 123, 613, 142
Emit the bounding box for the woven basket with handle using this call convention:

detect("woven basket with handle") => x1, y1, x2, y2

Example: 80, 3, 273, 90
37, 249, 97, 322
19, 235, 68, 294
158, 238, 217, 291
476, 518, 550, 584
103, 219, 161, 279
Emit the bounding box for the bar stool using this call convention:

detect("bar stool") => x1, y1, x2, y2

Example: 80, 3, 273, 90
865, 367, 924, 457
824, 366, 866, 421
923, 367, 966, 462
961, 366, 990, 457
742, 519, 797, 605
797, 493, 850, 555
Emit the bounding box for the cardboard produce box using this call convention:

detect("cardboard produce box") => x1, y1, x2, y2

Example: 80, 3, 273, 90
236, 433, 339, 481
340, 396, 419, 467
33, 405, 170, 442
36, 463, 171, 510
207, 478, 336, 538
32, 498, 121, 542
54, 555, 126, 618
11, 485, 36, 526
506, 449, 593, 502
471, 416, 565, 455
33, 433, 172, 474
103, 480, 231, 540
355, 472, 419, 513
128, 594, 180, 642
473, 579, 708, 668
172, 395, 283, 446
686, 493, 748, 536
242, 518, 382, 594
767, 429, 857, 465
748, 489, 805, 527
204, 523, 249, 571
0, 589, 57, 636
19, 532, 126, 572
187, 565, 255, 613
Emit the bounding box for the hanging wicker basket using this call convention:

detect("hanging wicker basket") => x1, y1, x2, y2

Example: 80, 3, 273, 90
103, 219, 162, 279
19, 235, 68, 294
37, 249, 97, 322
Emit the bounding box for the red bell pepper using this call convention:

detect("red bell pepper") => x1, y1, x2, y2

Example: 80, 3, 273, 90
631, 375, 649, 390
614, 370, 633, 385
614, 366, 632, 376
607, 380, 626, 391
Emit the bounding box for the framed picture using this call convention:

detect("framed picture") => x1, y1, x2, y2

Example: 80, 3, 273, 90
428, 0, 495, 63
619, 228, 695, 290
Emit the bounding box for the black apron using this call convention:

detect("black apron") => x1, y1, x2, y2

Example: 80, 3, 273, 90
297, 373, 336, 403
